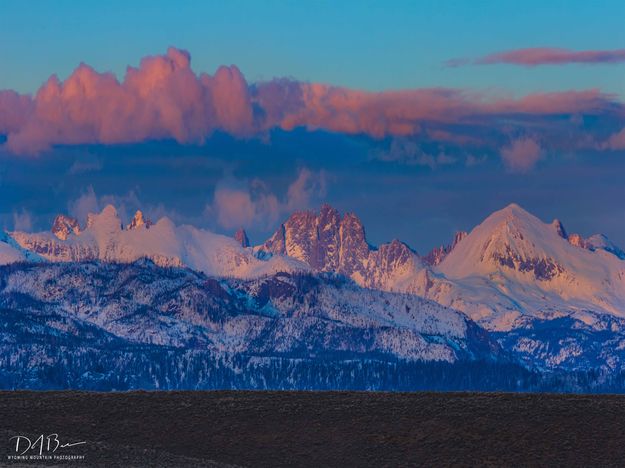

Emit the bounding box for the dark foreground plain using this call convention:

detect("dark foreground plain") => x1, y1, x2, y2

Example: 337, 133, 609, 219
1, 391, 625, 467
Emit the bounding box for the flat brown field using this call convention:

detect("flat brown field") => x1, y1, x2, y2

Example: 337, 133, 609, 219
1, 391, 625, 467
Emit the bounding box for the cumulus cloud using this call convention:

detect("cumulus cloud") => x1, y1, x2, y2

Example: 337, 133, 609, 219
208, 168, 328, 230
500, 138, 543, 173
285, 168, 328, 211
0, 91, 33, 136
0, 47, 623, 159
68, 186, 100, 223
2, 48, 253, 154
210, 180, 279, 230
54, 169, 328, 234
447, 47, 625, 67
68, 185, 144, 225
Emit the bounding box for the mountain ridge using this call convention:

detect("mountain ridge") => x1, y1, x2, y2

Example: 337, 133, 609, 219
2, 200, 625, 387
2, 202, 624, 334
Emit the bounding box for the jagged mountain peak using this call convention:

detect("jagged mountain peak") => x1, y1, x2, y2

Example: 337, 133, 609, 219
477, 205, 624, 261
259, 204, 369, 263
545, 209, 625, 260
127, 210, 152, 230
425, 230, 468, 266
257, 204, 426, 291
51, 214, 81, 240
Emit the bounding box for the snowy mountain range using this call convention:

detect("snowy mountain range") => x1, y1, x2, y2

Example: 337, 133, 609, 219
0, 261, 497, 362
256, 203, 625, 332
1, 261, 523, 390
5, 205, 305, 278
1, 202, 624, 389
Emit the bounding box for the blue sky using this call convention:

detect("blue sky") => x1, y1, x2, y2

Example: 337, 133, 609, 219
0, 1, 624, 252
1, 0, 624, 96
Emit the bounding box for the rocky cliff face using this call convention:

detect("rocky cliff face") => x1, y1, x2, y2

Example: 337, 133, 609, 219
51, 214, 81, 240
259, 204, 424, 290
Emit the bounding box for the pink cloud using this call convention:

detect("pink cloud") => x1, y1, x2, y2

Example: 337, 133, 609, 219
209, 169, 328, 230
448, 47, 625, 67
500, 138, 543, 173
0, 47, 624, 156
285, 168, 328, 211
68, 186, 100, 223
212, 186, 260, 230
3, 48, 253, 154
0, 90, 33, 135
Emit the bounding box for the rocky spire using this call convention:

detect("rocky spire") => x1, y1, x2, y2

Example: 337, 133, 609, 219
127, 210, 152, 230
424, 230, 468, 266
51, 214, 81, 240
234, 228, 250, 248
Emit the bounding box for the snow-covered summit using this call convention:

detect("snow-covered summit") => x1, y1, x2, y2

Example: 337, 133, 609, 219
431, 203, 625, 329
439, 203, 572, 280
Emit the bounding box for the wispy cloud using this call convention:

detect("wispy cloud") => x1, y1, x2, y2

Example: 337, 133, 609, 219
372, 138, 457, 169
447, 47, 625, 67
207, 168, 328, 230
12, 209, 33, 231
68, 155, 103, 175
500, 138, 543, 173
